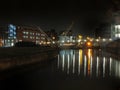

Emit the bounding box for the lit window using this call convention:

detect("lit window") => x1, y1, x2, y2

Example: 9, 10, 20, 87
103, 39, 106, 42
119, 34, 120, 37
96, 39, 99, 42
14, 36, 16, 39
10, 29, 13, 32
117, 25, 120, 29
11, 43, 14, 46
115, 34, 118, 37
30, 32, 32, 35
14, 32, 16, 35
10, 34, 13, 36
26, 32, 29, 34
23, 31, 25, 34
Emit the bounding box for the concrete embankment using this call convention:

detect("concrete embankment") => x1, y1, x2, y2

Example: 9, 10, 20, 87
0, 47, 59, 71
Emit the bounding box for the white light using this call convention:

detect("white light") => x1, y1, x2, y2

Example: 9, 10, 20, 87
78, 40, 81, 42
73, 54, 75, 74
62, 54, 65, 71
96, 56, 99, 77
96, 39, 99, 42
84, 39, 87, 42
109, 38, 112, 41
52, 41, 55, 44
72, 40, 75, 42
67, 40, 70, 42
117, 25, 120, 29
11, 43, 14, 46
58, 55, 59, 68
67, 54, 70, 74
103, 39, 106, 42
62, 40, 64, 43
103, 57, 106, 77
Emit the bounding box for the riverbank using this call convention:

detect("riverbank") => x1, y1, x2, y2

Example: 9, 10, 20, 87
0, 47, 59, 71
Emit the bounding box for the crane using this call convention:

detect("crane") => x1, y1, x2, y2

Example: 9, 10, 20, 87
61, 21, 74, 36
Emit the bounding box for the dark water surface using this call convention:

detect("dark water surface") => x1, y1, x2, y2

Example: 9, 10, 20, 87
0, 49, 120, 90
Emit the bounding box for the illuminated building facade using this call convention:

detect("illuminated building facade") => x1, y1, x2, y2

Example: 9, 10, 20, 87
0, 26, 8, 47
111, 25, 120, 39
0, 24, 16, 47
58, 30, 76, 46
0, 24, 47, 47
111, 11, 120, 39
16, 26, 46, 45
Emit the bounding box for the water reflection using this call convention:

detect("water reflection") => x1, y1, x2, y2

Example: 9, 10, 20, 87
57, 49, 120, 78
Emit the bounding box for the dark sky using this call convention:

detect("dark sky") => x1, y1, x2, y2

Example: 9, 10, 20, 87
0, 0, 114, 36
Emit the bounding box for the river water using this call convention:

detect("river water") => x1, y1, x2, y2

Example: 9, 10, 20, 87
0, 49, 120, 90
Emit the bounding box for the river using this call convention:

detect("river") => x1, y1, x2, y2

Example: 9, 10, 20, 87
0, 49, 120, 90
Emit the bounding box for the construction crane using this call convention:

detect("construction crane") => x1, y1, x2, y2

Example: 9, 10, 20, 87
61, 21, 74, 36
36, 26, 57, 47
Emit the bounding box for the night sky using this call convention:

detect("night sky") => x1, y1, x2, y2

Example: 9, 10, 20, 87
0, 0, 118, 36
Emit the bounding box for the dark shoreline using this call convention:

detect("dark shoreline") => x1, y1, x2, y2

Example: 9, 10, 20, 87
0, 47, 59, 71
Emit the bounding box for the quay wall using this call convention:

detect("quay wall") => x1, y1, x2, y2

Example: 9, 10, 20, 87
0, 47, 59, 71
105, 39, 120, 58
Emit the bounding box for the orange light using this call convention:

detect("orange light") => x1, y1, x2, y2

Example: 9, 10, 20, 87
87, 42, 91, 46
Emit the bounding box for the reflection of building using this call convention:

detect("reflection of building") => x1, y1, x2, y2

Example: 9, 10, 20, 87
0, 24, 47, 47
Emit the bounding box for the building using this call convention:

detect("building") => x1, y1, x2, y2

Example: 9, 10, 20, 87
94, 23, 111, 39
45, 29, 58, 44
111, 24, 120, 39
111, 11, 120, 39
16, 26, 47, 45
58, 30, 76, 47
0, 24, 48, 47
0, 26, 8, 46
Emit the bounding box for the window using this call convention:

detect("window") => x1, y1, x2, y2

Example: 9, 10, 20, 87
23, 36, 28, 38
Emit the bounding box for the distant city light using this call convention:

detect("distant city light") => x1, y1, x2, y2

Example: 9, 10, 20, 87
78, 40, 81, 42
84, 39, 87, 42
52, 41, 55, 44
96, 39, 99, 42
67, 40, 70, 42
78, 35, 82, 39
72, 40, 75, 42
52, 37, 55, 40
109, 38, 112, 41
103, 39, 106, 42
62, 40, 64, 43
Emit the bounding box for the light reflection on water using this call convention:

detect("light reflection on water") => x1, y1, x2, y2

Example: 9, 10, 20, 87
57, 49, 120, 79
